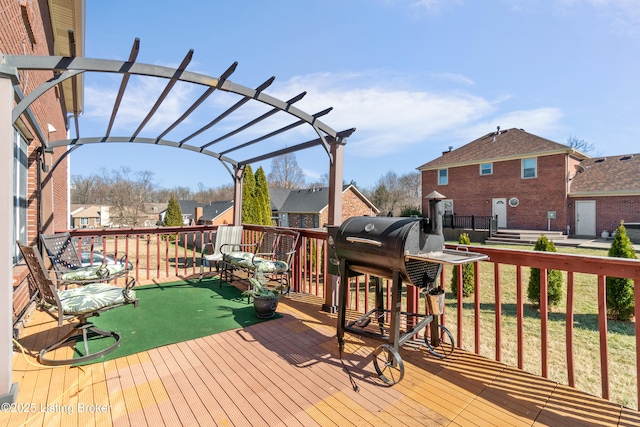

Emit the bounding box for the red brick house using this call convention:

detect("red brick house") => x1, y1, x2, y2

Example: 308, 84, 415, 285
418, 128, 640, 237
2, 0, 83, 402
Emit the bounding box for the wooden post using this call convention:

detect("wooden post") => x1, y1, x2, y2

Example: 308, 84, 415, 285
323, 140, 345, 313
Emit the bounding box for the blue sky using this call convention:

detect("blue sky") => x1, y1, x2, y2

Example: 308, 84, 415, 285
72, 0, 640, 191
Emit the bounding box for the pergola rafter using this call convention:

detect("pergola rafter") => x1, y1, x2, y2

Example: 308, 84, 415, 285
1, 39, 355, 227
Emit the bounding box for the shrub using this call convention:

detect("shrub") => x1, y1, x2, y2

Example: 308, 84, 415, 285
451, 233, 474, 297
606, 222, 638, 321
399, 206, 422, 217
527, 235, 563, 307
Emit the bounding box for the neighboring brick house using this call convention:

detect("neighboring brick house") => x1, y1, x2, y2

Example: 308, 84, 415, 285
270, 185, 379, 229
194, 201, 235, 226
159, 200, 234, 226
4, 0, 84, 338
69, 205, 110, 228
418, 127, 640, 237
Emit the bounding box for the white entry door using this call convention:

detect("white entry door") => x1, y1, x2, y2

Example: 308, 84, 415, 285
492, 198, 507, 228
575, 200, 596, 236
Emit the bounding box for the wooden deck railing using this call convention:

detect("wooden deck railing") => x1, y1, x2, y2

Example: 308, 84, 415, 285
66, 225, 640, 409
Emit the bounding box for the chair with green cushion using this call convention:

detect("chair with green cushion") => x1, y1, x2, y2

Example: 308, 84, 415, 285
40, 232, 132, 287
199, 225, 243, 281
17, 242, 138, 366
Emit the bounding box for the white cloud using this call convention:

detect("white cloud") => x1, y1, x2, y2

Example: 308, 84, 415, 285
84, 77, 197, 135
82, 70, 564, 162
456, 107, 564, 142
431, 73, 475, 86
264, 73, 495, 157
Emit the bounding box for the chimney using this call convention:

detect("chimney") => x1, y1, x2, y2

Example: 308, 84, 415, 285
195, 206, 203, 224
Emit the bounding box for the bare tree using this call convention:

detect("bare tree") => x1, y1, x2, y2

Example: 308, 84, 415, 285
567, 136, 596, 154
366, 171, 422, 216
268, 152, 305, 189
103, 167, 155, 227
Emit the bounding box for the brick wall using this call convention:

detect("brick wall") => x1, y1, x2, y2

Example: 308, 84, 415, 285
421, 154, 570, 231
3, 0, 70, 318
319, 187, 378, 226
569, 195, 640, 236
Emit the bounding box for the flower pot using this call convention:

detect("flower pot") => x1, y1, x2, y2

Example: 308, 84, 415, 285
252, 295, 279, 319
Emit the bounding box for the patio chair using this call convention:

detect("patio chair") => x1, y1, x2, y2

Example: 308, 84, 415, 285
16, 242, 138, 366
221, 228, 300, 300
40, 232, 132, 287
199, 225, 243, 281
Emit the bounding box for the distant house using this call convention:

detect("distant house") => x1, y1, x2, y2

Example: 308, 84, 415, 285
417, 127, 640, 237
143, 203, 168, 227
69, 205, 110, 229
270, 185, 379, 229
159, 200, 234, 226
195, 201, 235, 225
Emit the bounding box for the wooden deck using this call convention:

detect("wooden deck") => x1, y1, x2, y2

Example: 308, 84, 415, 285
3, 280, 640, 427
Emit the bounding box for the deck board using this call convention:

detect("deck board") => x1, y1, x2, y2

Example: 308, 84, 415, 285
5, 279, 639, 427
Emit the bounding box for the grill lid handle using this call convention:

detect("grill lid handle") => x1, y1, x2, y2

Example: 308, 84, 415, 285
345, 236, 383, 247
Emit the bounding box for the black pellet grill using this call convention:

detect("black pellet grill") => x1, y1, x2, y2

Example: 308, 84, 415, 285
328, 199, 487, 385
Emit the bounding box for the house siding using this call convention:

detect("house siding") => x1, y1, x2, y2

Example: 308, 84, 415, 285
422, 153, 569, 231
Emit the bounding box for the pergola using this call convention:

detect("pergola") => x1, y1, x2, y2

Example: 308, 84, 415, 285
0, 39, 354, 403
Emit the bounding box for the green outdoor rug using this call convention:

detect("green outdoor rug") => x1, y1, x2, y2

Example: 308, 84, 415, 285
73, 277, 280, 365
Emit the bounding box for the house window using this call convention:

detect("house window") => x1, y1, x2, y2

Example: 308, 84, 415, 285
299, 215, 306, 228
480, 163, 493, 175
438, 169, 448, 185
522, 158, 537, 178
13, 130, 28, 264
312, 215, 319, 229
80, 218, 89, 228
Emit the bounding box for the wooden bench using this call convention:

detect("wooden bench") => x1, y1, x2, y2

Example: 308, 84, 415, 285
221, 227, 300, 296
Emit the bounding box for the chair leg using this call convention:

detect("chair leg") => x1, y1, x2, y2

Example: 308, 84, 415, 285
38, 320, 122, 366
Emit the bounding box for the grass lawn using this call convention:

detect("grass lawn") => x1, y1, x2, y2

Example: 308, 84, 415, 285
442, 242, 638, 410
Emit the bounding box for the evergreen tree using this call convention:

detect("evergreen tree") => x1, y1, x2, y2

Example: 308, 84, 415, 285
254, 166, 272, 225
606, 222, 638, 321
527, 235, 563, 307
164, 196, 184, 227
242, 165, 258, 224
451, 233, 475, 297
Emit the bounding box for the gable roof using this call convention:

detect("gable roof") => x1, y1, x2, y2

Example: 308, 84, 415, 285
570, 154, 640, 196
200, 200, 234, 221
417, 128, 589, 170
271, 185, 379, 214
177, 200, 201, 217
69, 205, 103, 218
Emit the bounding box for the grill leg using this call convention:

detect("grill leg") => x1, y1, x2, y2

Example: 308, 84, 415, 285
388, 270, 402, 353
336, 262, 348, 349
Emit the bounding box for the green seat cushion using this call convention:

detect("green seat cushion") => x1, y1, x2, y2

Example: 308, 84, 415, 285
254, 259, 289, 274
58, 283, 136, 315
224, 252, 289, 274
60, 264, 127, 282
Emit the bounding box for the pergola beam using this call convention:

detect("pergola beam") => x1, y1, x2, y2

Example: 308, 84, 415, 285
131, 49, 194, 139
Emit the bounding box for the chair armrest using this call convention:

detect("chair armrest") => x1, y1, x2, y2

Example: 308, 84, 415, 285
201, 242, 215, 256
221, 243, 255, 255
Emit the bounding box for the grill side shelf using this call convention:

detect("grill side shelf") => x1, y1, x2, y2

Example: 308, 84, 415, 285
406, 249, 489, 265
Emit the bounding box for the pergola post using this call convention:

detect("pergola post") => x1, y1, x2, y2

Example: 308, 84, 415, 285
323, 139, 345, 313
233, 165, 244, 226
0, 73, 18, 404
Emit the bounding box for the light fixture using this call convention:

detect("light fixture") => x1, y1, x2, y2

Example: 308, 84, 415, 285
47, 123, 56, 132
